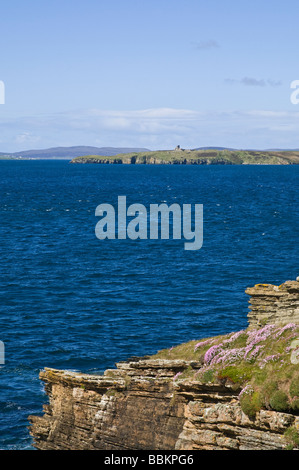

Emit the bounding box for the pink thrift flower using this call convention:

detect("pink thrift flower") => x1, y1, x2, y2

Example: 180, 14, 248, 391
194, 339, 212, 352
173, 372, 182, 381
204, 344, 223, 364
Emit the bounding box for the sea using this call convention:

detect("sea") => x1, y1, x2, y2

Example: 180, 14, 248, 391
0, 160, 298, 449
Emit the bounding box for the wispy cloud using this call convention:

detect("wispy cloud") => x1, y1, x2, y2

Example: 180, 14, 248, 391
225, 77, 282, 87
15, 132, 41, 145
64, 108, 202, 135
193, 39, 220, 50
1, 107, 299, 151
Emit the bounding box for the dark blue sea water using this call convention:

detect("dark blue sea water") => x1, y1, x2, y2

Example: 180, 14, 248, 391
0, 160, 298, 449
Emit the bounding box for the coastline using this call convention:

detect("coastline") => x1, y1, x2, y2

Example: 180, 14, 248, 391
70, 149, 299, 165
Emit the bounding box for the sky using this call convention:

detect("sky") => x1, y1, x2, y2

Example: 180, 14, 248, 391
1, 0, 299, 151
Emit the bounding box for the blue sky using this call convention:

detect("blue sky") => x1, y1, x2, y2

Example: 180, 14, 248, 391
1, 0, 299, 151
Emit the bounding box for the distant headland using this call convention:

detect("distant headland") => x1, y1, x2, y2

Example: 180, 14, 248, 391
70, 147, 299, 165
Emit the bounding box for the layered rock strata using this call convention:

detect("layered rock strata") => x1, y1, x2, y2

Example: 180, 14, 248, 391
29, 358, 299, 450
246, 279, 299, 328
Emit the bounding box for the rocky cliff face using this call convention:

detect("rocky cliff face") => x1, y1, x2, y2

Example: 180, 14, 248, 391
28, 279, 299, 450
246, 280, 299, 328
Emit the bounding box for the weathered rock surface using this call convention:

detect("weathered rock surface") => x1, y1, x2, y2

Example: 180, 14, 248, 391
29, 360, 299, 450
28, 278, 299, 450
246, 279, 299, 328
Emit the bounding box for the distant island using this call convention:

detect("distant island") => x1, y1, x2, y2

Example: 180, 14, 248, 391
0, 146, 151, 160
70, 147, 299, 165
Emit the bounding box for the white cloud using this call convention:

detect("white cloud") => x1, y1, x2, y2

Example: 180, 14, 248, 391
15, 132, 41, 145
64, 108, 202, 136
1, 107, 299, 151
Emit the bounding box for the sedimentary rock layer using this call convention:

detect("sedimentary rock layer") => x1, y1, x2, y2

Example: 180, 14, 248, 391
246, 279, 299, 328
29, 359, 298, 450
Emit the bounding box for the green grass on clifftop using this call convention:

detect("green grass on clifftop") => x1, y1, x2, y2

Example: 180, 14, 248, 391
153, 323, 299, 419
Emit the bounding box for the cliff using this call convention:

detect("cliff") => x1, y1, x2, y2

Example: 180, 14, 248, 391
28, 278, 299, 450
246, 280, 299, 328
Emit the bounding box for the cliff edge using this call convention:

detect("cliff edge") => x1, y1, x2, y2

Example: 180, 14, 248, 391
28, 278, 299, 450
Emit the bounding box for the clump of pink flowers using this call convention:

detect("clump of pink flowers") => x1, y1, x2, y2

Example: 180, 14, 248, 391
223, 330, 246, 345
273, 323, 297, 338
238, 384, 254, 399
210, 347, 245, 365
259, 353, 283, 367
195, 323, 299, 369
204, 344, 223, 364
194, 339, 214, 352
246, 324, 277, 345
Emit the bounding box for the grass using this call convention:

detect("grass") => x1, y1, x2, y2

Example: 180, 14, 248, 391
284, 426, 299, 450
152, 323, 299, 418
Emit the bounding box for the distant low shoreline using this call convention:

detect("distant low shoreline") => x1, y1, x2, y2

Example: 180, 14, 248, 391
70, 149, 299, 165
